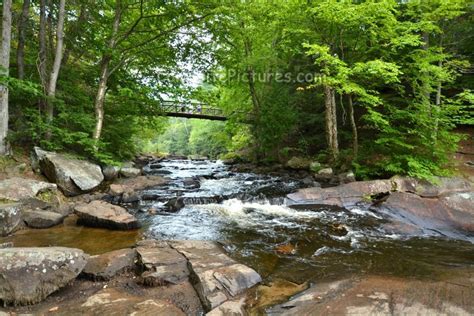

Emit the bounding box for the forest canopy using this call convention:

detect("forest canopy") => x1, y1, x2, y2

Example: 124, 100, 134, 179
0, 0, 473, 179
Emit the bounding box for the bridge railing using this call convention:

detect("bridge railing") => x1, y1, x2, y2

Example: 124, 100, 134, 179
160, 100, 226, 118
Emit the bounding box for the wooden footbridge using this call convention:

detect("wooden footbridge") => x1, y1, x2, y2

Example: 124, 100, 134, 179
160, 100, 227, 121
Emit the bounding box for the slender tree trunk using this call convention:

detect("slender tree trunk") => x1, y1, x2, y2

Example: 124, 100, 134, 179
324, 85, 338, 161
92, 58, 111, 142
348, 94, 358, 158
0, 0, 12, 155
92, 1, 121, 144
17, 0, 30, 80
38, 0, 48, 101
45, 0, 66, 126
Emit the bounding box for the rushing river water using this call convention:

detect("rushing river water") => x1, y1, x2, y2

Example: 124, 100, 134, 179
137, 159, 474, 283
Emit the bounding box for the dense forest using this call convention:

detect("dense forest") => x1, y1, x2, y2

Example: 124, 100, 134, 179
1, 0, 473, 179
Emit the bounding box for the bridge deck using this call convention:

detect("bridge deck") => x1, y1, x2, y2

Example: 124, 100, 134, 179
160, 100, 226, 121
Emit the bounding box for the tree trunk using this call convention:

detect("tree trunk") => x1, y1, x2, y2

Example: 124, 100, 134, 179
92, 1, 121, 144
92, 58, 111, 142
38, 0, 48, 95
45, 0, 66, 123
348, 94, 358, 158
16, 0, 30, 80
0, 0, 12, 155
324, 85, 338, 161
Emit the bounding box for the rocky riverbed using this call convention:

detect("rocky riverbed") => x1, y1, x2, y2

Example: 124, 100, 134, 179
0, 149, 473, 315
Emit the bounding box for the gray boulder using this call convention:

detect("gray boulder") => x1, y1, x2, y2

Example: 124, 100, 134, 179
74, 200, 140, 230
101, 165, 120, 181
0, 177, 57, 202
33, 147, 104, 196
0, 203, 22, 236
120, 167, 141, 178
0, 247, 88, 305
22, 210, 65, 228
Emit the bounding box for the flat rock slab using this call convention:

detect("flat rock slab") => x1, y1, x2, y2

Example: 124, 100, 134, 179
0, 247, 88, 305
82, 248, 136, 280
206, 297, 246, 316
267, 275, 473, 315
0, 177, 57, 202
23, 210, 65, 228
0, 203, 22, 236
287, 179, 393, 208
287, 176, 473, 208
137, 240, 189, 285
109, 176, 168, 196
171, 240, 262, 311
74, 200, 139, 230
59, 287, 185, 316
375, 191, 474, 237
34, 147, 104, 196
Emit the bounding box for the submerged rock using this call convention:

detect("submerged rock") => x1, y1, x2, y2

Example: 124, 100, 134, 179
0, 177, 57, 202
82, 248, 136, 280
0, 247, 88, 305
0, 203, 22, 236
33, 147, 104, 196
74, 200, 140, 230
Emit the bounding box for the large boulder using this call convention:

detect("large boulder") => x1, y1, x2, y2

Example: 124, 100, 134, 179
82, 248, 136, 280
0, 177, 57, 202
0, 247, 88, 305
0, 203, 22, 236
22, 210, 65, 229
74, 200, 140, 230
33, 147, 104, 196
171, 240, 261, 311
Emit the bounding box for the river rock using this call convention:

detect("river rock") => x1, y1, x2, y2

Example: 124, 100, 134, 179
267, 275, 473, 315
286, 157, 311, 170
22, 210, 65, 228
375, 191, 474, 236
0, 203, 22, 236
392, 176, 472, 197
119, 166, 141, 178
74, 200, 140, 230
62, 288, 184, 316
33, 148, 104, 196
171, 240, 261, 311
206, 297, 246, 316
82, 248, 136, 280
109, 175, 167, 196
0, 177, 57, 202
0, 247, 88, 305
165, 197, 186, 212
287, 179, 393, 208
137, 241, 189, 285
101, 165, 120, 181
